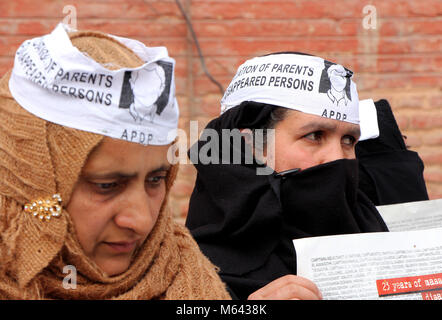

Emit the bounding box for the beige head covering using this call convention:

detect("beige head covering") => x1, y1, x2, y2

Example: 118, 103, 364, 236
0, 29, 230, 299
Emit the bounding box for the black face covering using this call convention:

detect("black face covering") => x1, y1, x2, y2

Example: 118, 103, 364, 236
277, 159, 388, 238
186, 102, 389, 300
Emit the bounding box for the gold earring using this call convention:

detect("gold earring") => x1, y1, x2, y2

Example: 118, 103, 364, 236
24, 194, 62, 221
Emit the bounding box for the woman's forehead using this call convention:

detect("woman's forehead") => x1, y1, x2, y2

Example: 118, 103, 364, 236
82, 138, 170, 174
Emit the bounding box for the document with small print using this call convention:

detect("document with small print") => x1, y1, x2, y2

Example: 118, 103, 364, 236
377, 198, 442, 232
294, 199, 442, 300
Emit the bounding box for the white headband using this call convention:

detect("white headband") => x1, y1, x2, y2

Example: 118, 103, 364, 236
9, 23, 179, 146
221, 53, 359, 124
358, 98, 379, 141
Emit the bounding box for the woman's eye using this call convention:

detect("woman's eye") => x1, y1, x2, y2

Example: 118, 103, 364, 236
98, 182, 116, 188
304, 131, 323, 141
342, 135, 356, 146
91, 181, 120, 194
146, 175, 167, 188
96, 182, 118, 190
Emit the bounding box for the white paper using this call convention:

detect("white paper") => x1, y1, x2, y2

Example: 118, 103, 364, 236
377, 198, 442, 232
294, 199, 442, 300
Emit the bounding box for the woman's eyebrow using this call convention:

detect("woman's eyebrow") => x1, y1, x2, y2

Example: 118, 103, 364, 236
149, 165, 171, 175
299, 122, 361, 136
82, 172, 138, 180
299, 122, 337, 132
82, 165, 170, 180
348, 127, 361, 138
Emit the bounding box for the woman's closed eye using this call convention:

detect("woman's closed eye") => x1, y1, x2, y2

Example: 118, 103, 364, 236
93, 181, 125, 194
97, 182, 118, 190
146, 173, 167, 188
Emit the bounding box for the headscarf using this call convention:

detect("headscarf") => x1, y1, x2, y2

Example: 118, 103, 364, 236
185, 52, 388, 299
0, 25, 230, 300
356, 99, 429, 205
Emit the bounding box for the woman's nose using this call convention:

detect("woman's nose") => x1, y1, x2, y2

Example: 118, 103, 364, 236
113, 187, 155, 235
321, 142, 346, 164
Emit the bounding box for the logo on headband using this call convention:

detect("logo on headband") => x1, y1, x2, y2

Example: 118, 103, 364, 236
118, 61, 173, 123
319, 60, 353, 107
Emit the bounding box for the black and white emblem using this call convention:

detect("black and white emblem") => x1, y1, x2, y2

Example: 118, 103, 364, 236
118, 61, 173, 122
319, 60, 353, 107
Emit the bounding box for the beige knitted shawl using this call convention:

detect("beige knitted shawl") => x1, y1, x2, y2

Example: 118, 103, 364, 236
0, 31, 230, 300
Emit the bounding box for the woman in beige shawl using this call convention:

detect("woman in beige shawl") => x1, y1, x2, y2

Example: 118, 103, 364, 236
0, 24, 230, 300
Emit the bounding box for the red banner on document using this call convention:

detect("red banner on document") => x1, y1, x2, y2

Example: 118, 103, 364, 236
376, 273, 442, 297
422, 290, 442, 300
